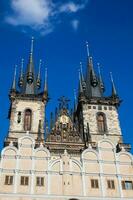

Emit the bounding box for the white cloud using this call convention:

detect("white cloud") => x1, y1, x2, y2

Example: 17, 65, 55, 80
71, 19, 79, 31
5, 0, 54, 34
59, 1, 88, 13
5, 0, 89, 35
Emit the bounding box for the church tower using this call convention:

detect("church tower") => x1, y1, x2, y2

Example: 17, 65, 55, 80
5, 38, 48, 146
75, 42, 124, 148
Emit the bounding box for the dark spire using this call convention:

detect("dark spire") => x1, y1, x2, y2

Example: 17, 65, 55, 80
44, 68, 48, 92
80, 62, 86, 91
43, 68, 48, 101
27, 37, 34, 84
79, 70, 83, 94
50, 112, 54, 130
22, 37, 38, 95
74, 89, 77, 112
110, 72, 118, 97
18, 58, 24, 88
97, 63, 105, 94
85, 41, 102, 98
36, 59, 42, 89
11, 65, 17, 92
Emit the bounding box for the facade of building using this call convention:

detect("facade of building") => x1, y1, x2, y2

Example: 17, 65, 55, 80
0, 39, 133, 200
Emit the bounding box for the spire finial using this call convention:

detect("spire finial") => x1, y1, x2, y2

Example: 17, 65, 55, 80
38, 59, 42, 77
19, 59, 24, 88
21, 58, 24, 74
79, 69, 83, 93
97, 63, 105, 93
110, 72, 117, 96
97, 63, 101, 77
86, 41, 90, 57
36, 59, 42, 89
44, 67, 48, 92
74, 89, 77, 111
80, 61, 84, 82
12, 65, 17, 91
30, 36, 34, 55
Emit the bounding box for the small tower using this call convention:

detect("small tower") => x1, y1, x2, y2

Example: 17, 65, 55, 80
76, 42, 122, 146
5, 38, 49, 146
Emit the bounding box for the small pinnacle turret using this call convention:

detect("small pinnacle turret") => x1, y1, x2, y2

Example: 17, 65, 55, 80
36, 59, 42, 89
18, 58, 24, 88
11, 65, 17, 92
97, 63, 105, 94
110, 72, 118, 97
43, 68, 49, 102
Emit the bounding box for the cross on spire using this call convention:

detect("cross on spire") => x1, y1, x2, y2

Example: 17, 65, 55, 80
58, 96, 70, 109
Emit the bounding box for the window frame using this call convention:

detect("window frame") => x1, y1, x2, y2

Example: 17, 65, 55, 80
96, 112, 107, 133
24, 109, 32, 131
36, 177, 44, 187
4, 175, 13, 185
91, 179, 99, 189
121, 180, 133, 190
107, 179, 115, 189
20, 176, 29, 186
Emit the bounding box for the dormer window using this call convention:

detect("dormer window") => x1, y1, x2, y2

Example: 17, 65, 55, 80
24, 109, 32, 131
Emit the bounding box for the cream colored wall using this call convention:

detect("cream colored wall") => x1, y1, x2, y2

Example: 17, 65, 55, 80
0, 135, 133, 198
82, 104, 122, 144
9, 99, 45, 140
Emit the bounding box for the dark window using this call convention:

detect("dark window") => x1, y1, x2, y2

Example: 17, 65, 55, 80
97, 112, 107, 133
36, 177, 44, 186
5, 175, 13, 185
91, 179, 99, 188
109, 106, 112, 111
93, 106, 96, 109
121, 181, 133, 190
24, 109, 32, 131
107, 180, 115, 189
17, 112, 21, 123
20, 176, 29, 186
98, 106, 102, 110
104, 106, 107, 110
88, 106, 91, 109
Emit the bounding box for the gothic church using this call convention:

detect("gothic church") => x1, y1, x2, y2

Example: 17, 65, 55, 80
0, 38, 133, 200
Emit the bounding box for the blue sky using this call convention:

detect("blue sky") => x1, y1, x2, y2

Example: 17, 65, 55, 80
0, 0, 133, 151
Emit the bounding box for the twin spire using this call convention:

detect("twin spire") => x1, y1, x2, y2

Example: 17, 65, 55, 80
78, 41, 118, 99
11, 37, 48, 97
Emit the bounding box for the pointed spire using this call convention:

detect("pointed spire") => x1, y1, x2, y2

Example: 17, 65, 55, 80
50, 112, 54, 130
27, 37, 34, 84
89, 57, 98, 87
11, 65, 17, 91
74, 89, 77, 112
80, 62, 84, 82
110, 72, 117, 97
97, 63, 105, 93
19, 58, 24, 88
79, 69, 83, 93
36, 59, 42, 89
80, 62, 86, 91
86, 41, 90, 58
30, 36, 34, 59
44, 67, 48, 92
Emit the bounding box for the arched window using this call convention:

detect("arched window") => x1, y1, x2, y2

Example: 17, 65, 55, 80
24, 109, 32, 131
97, 112, 107, 133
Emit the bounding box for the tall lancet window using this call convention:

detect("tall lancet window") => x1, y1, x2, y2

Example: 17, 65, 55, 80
24, 109, 32, 131
97, 112, 107, 133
